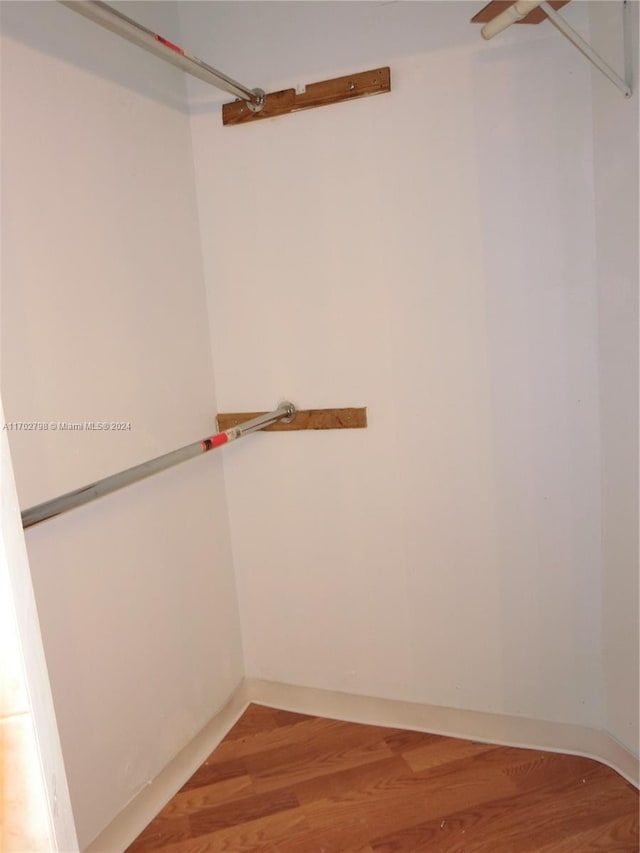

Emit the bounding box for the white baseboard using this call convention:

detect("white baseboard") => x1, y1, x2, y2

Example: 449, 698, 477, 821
84, 677, 639, 852
247, 679, 639, 788
84, 680, 252, 853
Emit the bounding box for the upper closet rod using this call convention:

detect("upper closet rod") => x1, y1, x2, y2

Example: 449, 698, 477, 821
59, 1, 266, 111
481, 0, 632, 98
21, 402, 295, 529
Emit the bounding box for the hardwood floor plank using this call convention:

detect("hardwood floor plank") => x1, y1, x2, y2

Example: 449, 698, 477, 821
299, 749, 540, 840
368, 763, 637, 851
267, 821, 372, 852
127, 704, 639, 853
502, 749, 632, 795
224, 706, 281, 741
292, 754, 413, 811
244, 722, 395, 793
251, 738, 395, 795
160, 775, 254, 818
205, 717, 344, 765
148, 808, 309, 853
533, 811, 640, 852
400, 735, 497, 773
187, 788, 299, 836
126, 815, 191, 852
178, 758, 247, 792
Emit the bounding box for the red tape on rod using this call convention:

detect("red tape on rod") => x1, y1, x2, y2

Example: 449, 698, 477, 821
153, 34, 185, 55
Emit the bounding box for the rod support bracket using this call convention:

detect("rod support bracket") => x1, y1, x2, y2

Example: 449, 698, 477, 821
279, 401, 297, 424
246, 88, 266, 113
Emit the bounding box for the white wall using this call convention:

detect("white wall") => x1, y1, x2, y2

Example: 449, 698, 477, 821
3, 4, 635, 845
590, 1, 639, 756
1, 2, 242, 847
182, 2, 605, 729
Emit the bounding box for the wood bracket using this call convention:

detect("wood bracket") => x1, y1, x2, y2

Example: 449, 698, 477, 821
222, 68, 390, 126
216, 407, 367, 432
471, 0, 569, 25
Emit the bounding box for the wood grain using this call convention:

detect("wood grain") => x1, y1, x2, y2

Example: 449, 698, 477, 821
471, 0, 570, 25
127, 704, 639, 852
216, 407, 367, 432
222, 68, 390, 126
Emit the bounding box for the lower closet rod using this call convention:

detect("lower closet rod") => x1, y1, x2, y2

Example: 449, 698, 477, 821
21, 401, 296, 529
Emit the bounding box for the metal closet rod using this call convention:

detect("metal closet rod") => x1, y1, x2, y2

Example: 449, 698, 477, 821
21, 402, 296, 529
480, 0, 632, 98
59, 0, 265, 109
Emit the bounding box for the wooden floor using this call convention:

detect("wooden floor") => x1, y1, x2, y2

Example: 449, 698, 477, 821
127, 703, 639, 852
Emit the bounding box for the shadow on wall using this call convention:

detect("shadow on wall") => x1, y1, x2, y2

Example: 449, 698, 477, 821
470, 28, 604, 725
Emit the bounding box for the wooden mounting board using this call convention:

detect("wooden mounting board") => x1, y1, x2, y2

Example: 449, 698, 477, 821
217, 407, 367, 432
471, 0, 570, 25
222, 68, 390, 126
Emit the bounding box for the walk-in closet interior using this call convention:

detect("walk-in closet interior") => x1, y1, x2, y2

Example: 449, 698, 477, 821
1, 1, 637, 849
